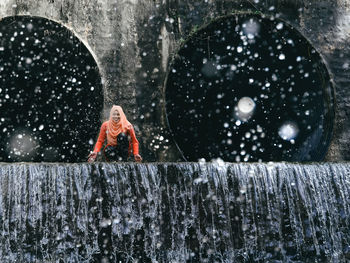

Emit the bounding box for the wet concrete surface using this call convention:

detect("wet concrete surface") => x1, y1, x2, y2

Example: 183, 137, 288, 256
0, 0, 349, 161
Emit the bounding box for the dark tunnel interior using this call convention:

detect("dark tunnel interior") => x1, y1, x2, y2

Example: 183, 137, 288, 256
0, 16, 103, 162
166, 13, 334, 162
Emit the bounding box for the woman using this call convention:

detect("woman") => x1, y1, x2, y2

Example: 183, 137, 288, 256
88, 105, 142, 162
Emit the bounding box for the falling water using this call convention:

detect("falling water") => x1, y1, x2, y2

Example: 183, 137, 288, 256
0, 162, 350, 262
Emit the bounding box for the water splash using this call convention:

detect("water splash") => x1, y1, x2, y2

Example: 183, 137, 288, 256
0, 162, 349, 262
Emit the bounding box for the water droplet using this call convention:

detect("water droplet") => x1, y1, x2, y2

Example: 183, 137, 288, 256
237, 97, 256, 114
230, 64, 237, 71
278, 54, 285, 60
276, 23, 284, 30
278, 121, 299, 141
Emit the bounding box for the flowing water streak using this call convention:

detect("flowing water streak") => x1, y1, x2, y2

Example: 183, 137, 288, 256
0, 162, 349, 262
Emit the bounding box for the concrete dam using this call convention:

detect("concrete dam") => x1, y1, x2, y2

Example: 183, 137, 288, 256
0, 0, 350, 262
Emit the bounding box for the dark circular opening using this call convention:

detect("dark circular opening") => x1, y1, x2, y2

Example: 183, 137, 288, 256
0, 16, 103, 162
165, 14, 334, 162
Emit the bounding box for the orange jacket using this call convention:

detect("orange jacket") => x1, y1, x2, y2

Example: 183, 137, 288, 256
93, 121, 139, 155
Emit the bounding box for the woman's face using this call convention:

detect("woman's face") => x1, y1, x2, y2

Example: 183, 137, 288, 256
112, 110, 121, 123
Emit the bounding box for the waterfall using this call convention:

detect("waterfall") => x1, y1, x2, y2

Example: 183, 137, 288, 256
0, 162, 349, 262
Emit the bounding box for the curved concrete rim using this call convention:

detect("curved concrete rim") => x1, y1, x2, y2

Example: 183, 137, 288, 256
0, 14, 106, 97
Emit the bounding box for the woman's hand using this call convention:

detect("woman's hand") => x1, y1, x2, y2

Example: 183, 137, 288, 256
134, 154, 142, 162
88, 152, 98, 162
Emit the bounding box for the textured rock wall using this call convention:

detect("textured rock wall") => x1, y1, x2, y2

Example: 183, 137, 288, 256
0, 0, 349, 161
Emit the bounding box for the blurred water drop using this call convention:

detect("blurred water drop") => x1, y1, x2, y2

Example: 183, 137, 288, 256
242, 18, 260, 37
276, 23, 284, 30
8, 131, 38, 160
279, 54, 286, 60
238, 97, 255, 114
278, 121, 299, 141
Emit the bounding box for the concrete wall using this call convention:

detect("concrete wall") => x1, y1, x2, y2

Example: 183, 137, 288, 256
0, 0, 349, 161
